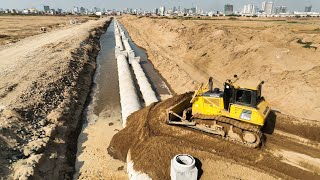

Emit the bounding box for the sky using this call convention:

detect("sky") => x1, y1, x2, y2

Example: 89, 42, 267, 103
0, 0, 319, 12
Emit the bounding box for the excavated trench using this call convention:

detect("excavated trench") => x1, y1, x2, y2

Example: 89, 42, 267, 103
73, 19, 171, 178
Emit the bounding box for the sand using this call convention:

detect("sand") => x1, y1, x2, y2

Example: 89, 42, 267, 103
118, 15, 320, 121
74, 109, 127, 179
107, 15, 320, 179
108, 93, 320, 179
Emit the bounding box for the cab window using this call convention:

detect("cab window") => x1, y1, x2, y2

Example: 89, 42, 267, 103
235, 90, 252, 105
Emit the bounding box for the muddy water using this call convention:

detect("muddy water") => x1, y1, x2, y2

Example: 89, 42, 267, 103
88, 20, 120, 118
74, 20, 172, 179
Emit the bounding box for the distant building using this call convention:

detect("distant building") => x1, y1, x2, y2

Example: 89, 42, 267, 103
173, 6, 177, 12
154, 8, 159, 15
261, 2, 266, 12
80, 7, 86, 14
242, 4, 255, 15
22, 9, 30, 14
263, 2, 273, 14
10, 9, 17, 14
43, 5, 50, 12
305, 5, 312, 12
190, 7, 196, 14
93, 7, 100, 13
224, 4, 234, 15
274, 6, 287, 14
57, 9, 62, 14
29, 8, 38, 14
73, 6, 79, 14
159, 6, 165, 16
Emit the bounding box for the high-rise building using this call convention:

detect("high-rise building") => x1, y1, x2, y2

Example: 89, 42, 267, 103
73, 6, 79, 14
191, 7, 196, 14
159, 6, 165, 16
305, 5, 312, 12
43, 5, 50, 12
274, 6, 287, 14
80, 7, 85, 14
242, 4, 255, 14
261, 2, 266, 11
264, 2, 273, 14
154, 8, 159, 14
224, 4, 234, 15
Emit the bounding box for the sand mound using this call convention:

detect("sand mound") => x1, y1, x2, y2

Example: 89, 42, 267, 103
119, 16, 320, 121
108, 93, 319, 179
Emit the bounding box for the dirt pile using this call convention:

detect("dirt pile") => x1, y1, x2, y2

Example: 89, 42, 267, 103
108, 93, 319, 179
0, 18, 110, 179
119, 16, 320, 121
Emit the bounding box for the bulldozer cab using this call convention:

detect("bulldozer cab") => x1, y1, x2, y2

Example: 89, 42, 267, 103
224, 80, 264, 110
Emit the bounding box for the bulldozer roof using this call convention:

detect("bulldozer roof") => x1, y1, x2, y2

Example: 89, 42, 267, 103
233, 80, 262, 90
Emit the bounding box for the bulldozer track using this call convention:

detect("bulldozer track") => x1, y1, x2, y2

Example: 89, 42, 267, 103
189, 114, 262, 148
192, 114, 261, 133
180, 125, 262, 148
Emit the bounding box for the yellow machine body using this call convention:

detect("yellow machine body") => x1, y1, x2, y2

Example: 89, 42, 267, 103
191, 82, 270, 127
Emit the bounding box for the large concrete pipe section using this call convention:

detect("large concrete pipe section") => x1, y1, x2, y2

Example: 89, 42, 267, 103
171, 154, 198, 180
117, 21, 158, 106
114, 20, 124, 51
131, 59, 158, 106
115, 35, 124, 51
123, 38, 132, 52
117, 54, 141, 127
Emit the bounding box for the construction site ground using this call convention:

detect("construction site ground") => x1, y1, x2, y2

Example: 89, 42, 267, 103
0, 14, 319, 180
0, 16, 111, 179
108, 15, 320, 179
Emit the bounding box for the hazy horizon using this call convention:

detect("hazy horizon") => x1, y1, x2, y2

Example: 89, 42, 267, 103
0, 0, 319, 12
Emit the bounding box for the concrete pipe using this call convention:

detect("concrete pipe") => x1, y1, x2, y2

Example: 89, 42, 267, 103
117, 54, 141, 127
170, 154, 198, 180
123, 38, 133, 52
121, 31, 125, 38
131, 59, 158, 106
115, 35, 124, 51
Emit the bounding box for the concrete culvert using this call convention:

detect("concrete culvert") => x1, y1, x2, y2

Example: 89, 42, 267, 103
171, 154, 198, 180
131, 59, 158, 106
116, 54, 141, 127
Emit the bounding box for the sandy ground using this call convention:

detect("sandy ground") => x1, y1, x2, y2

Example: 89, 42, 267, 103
119, 15, 320, 121
109, 93, 320, 180
0, 16, 110, 179
0, 15, 96, 46
74, 109, 127, 179
109, 15, 320, 179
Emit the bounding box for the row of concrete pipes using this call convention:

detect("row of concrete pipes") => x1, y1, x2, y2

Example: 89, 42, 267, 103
114, 18, 158, 128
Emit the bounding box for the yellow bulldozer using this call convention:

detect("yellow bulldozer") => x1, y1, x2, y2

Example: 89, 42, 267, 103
167, 75, 271, 148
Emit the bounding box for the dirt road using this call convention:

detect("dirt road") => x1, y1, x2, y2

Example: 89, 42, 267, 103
0, 17, 110, 179
108, 15, 320, 179
0, 15, 96, 46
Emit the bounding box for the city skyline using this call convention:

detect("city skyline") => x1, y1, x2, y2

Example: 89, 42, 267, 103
0, 0, 319, 12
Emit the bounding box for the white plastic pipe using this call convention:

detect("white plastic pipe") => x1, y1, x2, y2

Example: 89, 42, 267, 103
131, 59, 158, 106
117, 54, 141, 127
